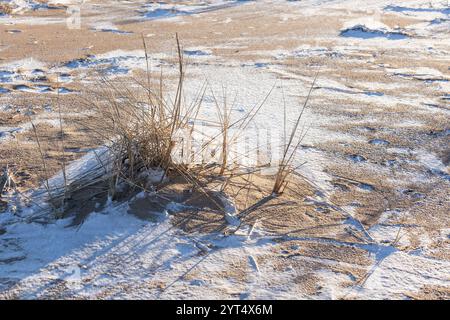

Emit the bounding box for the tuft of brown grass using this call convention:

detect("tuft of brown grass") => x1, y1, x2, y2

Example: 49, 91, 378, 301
74, 35, 201, 198
19, 35, 319, 225
272, 71, 319, 195
42, 34, 235, 221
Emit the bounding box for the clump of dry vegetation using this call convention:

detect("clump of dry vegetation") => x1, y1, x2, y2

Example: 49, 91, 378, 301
272, 72, 318, 194
2, 35, 316, 228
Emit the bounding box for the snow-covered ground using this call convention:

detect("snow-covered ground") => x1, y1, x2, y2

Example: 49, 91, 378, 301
0, 0, 449, 299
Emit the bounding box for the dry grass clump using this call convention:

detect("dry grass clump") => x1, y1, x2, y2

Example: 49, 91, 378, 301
7, 35, 317, 225
72, 36, 208, 202
33, 35, 230, 221
272, 72, 318, 194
